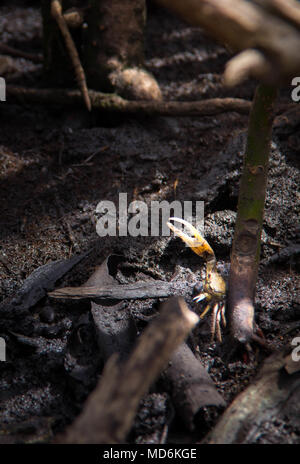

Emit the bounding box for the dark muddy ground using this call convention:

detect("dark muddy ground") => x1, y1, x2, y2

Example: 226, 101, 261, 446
0, 2, 299, 444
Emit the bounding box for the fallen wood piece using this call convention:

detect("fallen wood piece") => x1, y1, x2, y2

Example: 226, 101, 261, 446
6, 85, 251, 116
155, 0, 300, 85
162, 343, 225, 430
56, 297, 199, 443
0, 250, 90, 319
83, 256, 137, 362
205, 345, 300, 444
48, 280, 190, 300
51, 0, 91, 111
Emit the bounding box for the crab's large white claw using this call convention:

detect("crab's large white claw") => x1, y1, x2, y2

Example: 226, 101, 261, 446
167, 217, 215, 259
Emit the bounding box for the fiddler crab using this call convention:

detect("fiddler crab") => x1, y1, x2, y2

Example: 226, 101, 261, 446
167, 217, 227, 342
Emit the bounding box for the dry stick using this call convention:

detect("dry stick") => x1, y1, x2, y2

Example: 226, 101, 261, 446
6, 85, 251, 116
228, 84, 278, 346
49, 281, 189, 300
155, 0, 300, 85
56, 297, 199, 444
50, 0, 91, 111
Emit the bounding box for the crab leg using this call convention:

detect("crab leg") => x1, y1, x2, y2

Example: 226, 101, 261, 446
200, 303, 212, 320
211, 303, 222, 342
219, 304, 227, 328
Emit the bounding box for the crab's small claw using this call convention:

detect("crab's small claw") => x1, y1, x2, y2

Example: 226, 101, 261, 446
193, 293, 208, 303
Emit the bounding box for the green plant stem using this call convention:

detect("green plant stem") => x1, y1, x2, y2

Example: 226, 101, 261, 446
228, 83, 278, 345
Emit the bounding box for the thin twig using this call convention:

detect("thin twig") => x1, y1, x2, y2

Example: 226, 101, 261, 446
51, 0, 91, 111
